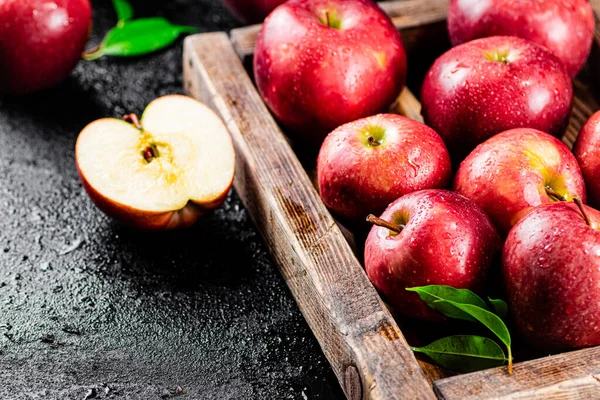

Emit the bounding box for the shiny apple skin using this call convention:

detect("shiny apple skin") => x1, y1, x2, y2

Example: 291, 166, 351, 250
421, 36, 573, 161
222, 0, 286, 24
317, 114, 451, 225
365, 190, 501, 321
0, 0, 92, 95
447, 0, 595, 78
574, 111, 600, 208
454, 128, 586, 236
503, 202, 600, 351
254, 0, 407, 148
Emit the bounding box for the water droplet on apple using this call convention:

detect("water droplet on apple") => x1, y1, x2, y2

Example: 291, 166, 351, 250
543, 244, 553, 253
537, 256, 549, 268
564, 334, 572, 341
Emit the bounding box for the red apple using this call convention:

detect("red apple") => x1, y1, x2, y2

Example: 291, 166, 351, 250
0, 0, 92, 95
222, 0, 286, 24
447, 0, 595, 78
254, 0, 407, 148
317, 114, 451, 225
364, 190, 501, 321
76, 95, 236, 230
421, 36, 573, 161
503, 201, 600, 351
454, 128, 586, 236
574, 110, 600, 208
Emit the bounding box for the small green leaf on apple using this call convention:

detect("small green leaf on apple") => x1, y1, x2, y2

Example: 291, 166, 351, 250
84, 1, 197, 60
406, 285, 491, 313
112, 0, 133, 24
411, 335, 507, 373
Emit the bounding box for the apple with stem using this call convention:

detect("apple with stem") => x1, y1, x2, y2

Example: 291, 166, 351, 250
454, 128, 586, 236
447, 0, 595, 78
364, 190, 501, 321
254, 0, 407, 148
503, 199, 600, 351
0, 0, 92, 95
76, 95, 236, 230
574, 110, 600, 208
222, 0, 286, 24
317, 114, 451, 225
421, 36, 573, 161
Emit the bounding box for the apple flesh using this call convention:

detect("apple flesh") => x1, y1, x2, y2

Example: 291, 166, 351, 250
317, 114, 451, 225
0, 0, 92, 95
254, 0, 407, 148
454, 128, 586, 236
421, 36, 573, 161
503, 201, 600, 351
365, 190, 501, 321
76, 95, 236, 230
222, 0, 286, 24
574, 111, 600, 208
447, 0, 595, 78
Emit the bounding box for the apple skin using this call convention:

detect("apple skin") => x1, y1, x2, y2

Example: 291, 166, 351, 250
0, 0, 92, 95
317, 114, 451, 225
365, 190, 501, 321
454, 128, 586, 237
254, 0, 407, 148
421, 36, 573, 161
222, 0, 286, 24
447, 0, 595, 78
574, 111, 600, 208
503, 202, 600, 351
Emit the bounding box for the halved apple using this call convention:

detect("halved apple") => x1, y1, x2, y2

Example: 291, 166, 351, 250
76, 95, 235, 230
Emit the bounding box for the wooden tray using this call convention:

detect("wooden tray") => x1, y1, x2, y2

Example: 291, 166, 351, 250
183, 1, 600, 398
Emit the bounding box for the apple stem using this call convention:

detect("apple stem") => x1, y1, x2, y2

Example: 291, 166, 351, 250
545, 187, 566, 202
124, 114, 143, 130
366, 214, 403, 234
326, 11, 330, 27
573, 196, 591, 227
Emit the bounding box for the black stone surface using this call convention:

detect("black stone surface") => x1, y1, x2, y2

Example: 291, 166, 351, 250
0, 1, 344, 398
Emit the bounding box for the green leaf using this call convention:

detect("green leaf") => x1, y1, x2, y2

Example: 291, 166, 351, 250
83, 18, 198, 60
488, 297, 509, 319
435, 300, 511, 347
406, 285, 491, 320
411, 335, 507, 373
113, 0, 134, 23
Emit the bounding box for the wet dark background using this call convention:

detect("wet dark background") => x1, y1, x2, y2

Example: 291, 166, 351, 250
0, 1, 345, 398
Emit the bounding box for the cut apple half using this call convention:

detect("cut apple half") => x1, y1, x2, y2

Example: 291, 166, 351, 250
76, 95, 235, 230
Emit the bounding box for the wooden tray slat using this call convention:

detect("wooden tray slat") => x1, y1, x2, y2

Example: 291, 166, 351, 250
183, 32, 435, 400
434, 347, 600, 400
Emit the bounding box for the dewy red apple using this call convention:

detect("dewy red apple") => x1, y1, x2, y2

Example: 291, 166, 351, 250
447, 0, 595, 78
365, 190, 501, 321
574, 111, 600, 208
254, 0, 407, 148
454, 128, 586, 236
222, 0, 286, 24
503, 201, 600, 351
0, 0, 92, 95
421, 36, 573, 161
317, 114, 451, 225
76, 95, 236, 230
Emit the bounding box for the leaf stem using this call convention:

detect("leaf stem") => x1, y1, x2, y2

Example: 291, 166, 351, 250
507, 346, 513, 374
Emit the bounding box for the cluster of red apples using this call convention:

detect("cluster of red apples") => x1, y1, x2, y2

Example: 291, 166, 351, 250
254, 0, 600, 352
